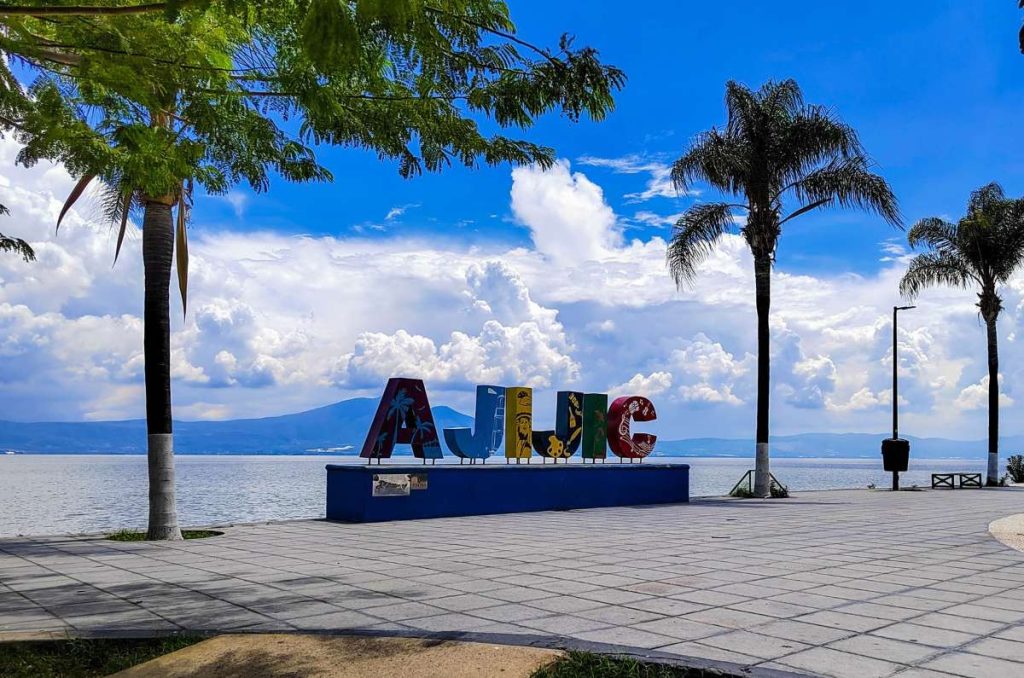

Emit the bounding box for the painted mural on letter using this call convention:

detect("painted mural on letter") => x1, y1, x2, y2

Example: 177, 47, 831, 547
360, 378, 444, 460
607, 395, 657, 459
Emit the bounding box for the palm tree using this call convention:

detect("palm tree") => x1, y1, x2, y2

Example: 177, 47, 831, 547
668, 80, 900, 497
386, 389, 415, 452
900, 183, 1024, 486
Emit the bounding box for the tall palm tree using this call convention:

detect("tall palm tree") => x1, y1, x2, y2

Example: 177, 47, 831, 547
668, 80, 900, 497
900, 183, 1024, 486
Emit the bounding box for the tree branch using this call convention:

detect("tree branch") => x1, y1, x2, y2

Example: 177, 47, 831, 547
0, 3, 169, 17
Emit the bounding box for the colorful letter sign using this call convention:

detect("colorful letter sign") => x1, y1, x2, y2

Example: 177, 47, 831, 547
581, 393, 609, 460
360, 378, 443, 461
607, 395, 657, 459
532, 391, 583, 460
361, 379, 659, 463
504, 387, 533, 461
443, 385, 505, 461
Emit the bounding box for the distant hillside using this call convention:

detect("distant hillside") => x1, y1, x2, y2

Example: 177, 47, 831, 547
653, 432, 1022, 459
0, 398, 472, 454
0, 398, 1016, 458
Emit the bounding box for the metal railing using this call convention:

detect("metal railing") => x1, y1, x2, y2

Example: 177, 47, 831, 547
728, 469, 786, 496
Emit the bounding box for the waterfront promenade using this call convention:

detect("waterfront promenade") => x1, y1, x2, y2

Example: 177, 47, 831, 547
3, 489, 1024, 677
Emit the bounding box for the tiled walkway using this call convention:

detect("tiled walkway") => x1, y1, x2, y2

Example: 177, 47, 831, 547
3, 489, 1024, 677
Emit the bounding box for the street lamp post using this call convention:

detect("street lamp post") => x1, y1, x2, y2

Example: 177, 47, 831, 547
884, 305, 916, 491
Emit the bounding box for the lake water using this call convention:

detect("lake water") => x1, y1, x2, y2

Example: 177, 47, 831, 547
0, 454, 989, 537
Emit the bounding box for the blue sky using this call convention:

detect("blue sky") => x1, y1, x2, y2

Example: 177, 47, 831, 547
198, 2, 1024, 276
2, 2, 1024, 444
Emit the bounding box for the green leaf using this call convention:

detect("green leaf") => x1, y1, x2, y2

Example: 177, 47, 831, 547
301, 0, 360, 71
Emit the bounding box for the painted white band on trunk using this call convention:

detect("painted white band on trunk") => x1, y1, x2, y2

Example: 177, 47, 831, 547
754, 442, 771, 497
147, 433, 182, 540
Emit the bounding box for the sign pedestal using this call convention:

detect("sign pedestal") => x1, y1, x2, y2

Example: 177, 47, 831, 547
326, 463, 690, 523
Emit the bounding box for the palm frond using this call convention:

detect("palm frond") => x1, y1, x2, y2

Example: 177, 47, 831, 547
0, 233, 35, 262
899, 251, 975, 299
760, 78, 803, 115
778, 105, 862, 184
968, 182, 1006, 215
724, 80, 758, 139
671, 129, 747, 195
666, 202, 738, 286
787, 156, 901, 226
907, 217, 958, 252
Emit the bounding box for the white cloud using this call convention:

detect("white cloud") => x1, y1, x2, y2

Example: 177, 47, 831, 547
4, 135, 1024, 442
510, 160, 622, 263
668, 334, 752, 406
221, 191, 248, 218
385, 203, 418, 221
609, 372, 673, 399
955, 375, 1014, 411
332, 262, 579, 390
632, 210, 682, 229
577, 154, 696, 203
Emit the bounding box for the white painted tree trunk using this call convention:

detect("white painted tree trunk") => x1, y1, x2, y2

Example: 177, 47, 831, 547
146, 433, 181, 540
753, 442, 770, 497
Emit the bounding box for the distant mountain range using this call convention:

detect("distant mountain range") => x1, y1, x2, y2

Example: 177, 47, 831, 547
0, 398, 471, 455
0, 397, 1016, 458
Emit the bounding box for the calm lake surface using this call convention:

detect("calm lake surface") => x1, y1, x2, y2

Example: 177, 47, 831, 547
0, 454, 988, 537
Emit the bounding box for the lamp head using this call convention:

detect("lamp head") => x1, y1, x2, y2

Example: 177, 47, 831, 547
895, 305, 917, 311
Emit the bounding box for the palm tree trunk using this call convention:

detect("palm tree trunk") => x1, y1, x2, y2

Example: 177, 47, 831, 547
986, 315, 1000, 486
142, 199, 182, 540
753, 253, 771, 497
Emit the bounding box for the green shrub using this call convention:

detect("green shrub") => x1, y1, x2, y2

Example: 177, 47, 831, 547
0, 636, 201, 678
770, 482, 790, 498
1007, 455, 1024, 483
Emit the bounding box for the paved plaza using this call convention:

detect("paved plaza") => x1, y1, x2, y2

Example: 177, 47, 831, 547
3, 489, 1024, 677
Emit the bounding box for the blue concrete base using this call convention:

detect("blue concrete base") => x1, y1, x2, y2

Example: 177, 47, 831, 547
325, 463, 690, 522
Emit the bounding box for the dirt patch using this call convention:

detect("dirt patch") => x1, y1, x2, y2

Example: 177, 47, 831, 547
989, 513, 1024, 552
111, 634, 563, 678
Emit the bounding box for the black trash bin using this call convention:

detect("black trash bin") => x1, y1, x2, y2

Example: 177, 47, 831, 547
881, 438, 910, 490
881, 438, 910, 472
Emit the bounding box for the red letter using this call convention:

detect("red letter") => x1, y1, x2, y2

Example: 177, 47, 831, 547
607, 396, 657, 459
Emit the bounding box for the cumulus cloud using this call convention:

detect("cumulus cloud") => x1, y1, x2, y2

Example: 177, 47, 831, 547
609, 371, 673, 399
331, 261, 579, 390
510, 160, 622, 263
4, 134, 1024, 442
955, 375, 1014, 411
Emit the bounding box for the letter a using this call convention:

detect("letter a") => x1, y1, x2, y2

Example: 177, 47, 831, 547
360, 378, 443, 461
607, 396, 657, 459
444, 385, 505, 461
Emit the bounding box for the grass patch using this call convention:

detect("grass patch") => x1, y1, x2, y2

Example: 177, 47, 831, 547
0, 636, 202, 678
533, 651, 743, 677
107, 529, 223, 542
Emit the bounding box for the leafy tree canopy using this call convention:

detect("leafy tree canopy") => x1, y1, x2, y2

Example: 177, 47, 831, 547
0, 0, 624, 261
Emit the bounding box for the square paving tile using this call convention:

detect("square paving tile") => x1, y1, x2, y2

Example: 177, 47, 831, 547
870, 622, 976, 649
828, 635, 938, 664
776, 646, 904, 678
698, 630, 809, 660
795, 610, 893, 633
923, 651, 1024, 678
